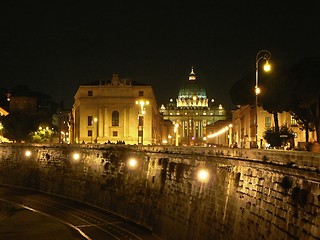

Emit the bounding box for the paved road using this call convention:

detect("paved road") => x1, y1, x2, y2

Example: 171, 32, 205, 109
0, 185, 160, 240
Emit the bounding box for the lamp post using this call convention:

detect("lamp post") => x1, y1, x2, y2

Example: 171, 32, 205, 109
136, 100, 149, 145
94, 117, 98, 143
255, 50, 271, 148
174, 123, 179, 146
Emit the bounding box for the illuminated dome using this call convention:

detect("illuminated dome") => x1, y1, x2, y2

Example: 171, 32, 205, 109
177, 67, 208, 108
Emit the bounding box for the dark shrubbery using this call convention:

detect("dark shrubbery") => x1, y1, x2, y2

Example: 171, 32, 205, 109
263, 124, 295, 148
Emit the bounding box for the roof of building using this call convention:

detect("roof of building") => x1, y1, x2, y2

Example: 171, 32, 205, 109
83, 74, 150, 87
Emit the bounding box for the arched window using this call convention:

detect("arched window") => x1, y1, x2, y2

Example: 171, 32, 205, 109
112, 111, 119, 126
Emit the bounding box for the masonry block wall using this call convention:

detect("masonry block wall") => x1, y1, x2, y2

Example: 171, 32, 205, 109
0, 144, 319, 240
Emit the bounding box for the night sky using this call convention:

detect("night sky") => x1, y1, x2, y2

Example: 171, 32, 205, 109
1, 2, 319, 109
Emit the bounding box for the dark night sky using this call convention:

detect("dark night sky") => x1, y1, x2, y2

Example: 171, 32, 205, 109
1, 1, 319, 109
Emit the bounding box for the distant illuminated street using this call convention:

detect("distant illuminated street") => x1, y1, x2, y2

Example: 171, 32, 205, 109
0, 185, 160, 240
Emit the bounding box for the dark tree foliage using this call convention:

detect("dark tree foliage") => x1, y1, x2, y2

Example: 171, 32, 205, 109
229, 72, 255, 106
0, 86, 59, 142
259, 67, 290, 133
263, 124, 295, 148
0, 112, 39, 142
286, 56, 320, 143
1, 112, 55, 142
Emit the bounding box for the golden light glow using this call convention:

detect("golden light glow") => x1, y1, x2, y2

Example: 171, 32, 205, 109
197, 169, 210, 183
127, 158, 138, 170
94, 118, 98, 122
72, 152, 81, 161
25, 150, 32, 157
255, 87, 261, 95
207, 124, 232, 138
263, 60, 271, 72
174, 123, 179, 133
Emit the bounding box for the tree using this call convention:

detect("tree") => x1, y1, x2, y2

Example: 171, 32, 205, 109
29, 126, 55, 143
229, 72, 255, 106
0, 86, 60, 142
0, 112, 38, 142
286, 56, 320, 143
263, 124, 295, 148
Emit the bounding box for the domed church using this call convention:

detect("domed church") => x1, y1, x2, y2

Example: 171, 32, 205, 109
159, 67, 228, 146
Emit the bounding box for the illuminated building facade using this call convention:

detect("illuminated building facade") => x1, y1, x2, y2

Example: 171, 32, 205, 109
72, 74, 162, 145
159, 68, 228, 146
232, 105, 315, 148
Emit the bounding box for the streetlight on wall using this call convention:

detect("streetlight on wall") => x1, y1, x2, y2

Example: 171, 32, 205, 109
174, 123, 179, 146
136, 100, 149, 145
94, 117, 98, 143
255, 50, 271, 148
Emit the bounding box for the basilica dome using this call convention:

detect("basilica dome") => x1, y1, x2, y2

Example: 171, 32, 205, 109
178, 82, 207, 99
176, 67, 208, 108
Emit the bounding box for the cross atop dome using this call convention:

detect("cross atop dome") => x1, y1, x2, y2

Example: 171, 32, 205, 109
189, 67, 196, 81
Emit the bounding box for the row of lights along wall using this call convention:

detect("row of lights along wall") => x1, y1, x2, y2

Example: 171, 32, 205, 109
23, 149, 210, 183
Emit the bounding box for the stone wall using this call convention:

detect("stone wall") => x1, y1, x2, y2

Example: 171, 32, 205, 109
0, 143, 319, 240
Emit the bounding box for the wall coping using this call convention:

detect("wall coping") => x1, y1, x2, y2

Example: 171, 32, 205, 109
1, 143, 319, 172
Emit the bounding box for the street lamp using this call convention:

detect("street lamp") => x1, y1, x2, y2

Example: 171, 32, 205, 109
197, 168, 210, 183
174, 123, 179, 146
94, 117, 98, 143
136, 100, 149, 145
255, 50, 271, 148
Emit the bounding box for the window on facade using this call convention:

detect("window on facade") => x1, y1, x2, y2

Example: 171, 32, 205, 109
88, 116, 93, 126
139, 91, 144, 96
291, 116, 298, 126
112, 111, 119, 126
88, 130, 92, 137
265, 116, 271, 127
138, 116, 144, 126
88, 90, 93, 96
113, 131, 118, 137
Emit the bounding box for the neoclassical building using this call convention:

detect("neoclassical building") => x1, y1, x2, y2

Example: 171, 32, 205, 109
72, 74, 162, 145
159, 68, 228, 146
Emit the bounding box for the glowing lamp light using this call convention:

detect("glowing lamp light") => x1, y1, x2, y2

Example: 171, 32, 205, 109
25, 150, 32, 157
263, 61, 271, 72
197, 169, 210, 183
72, 152, 81, 161
255, 87, 261, 95
127, 158, 138, 170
